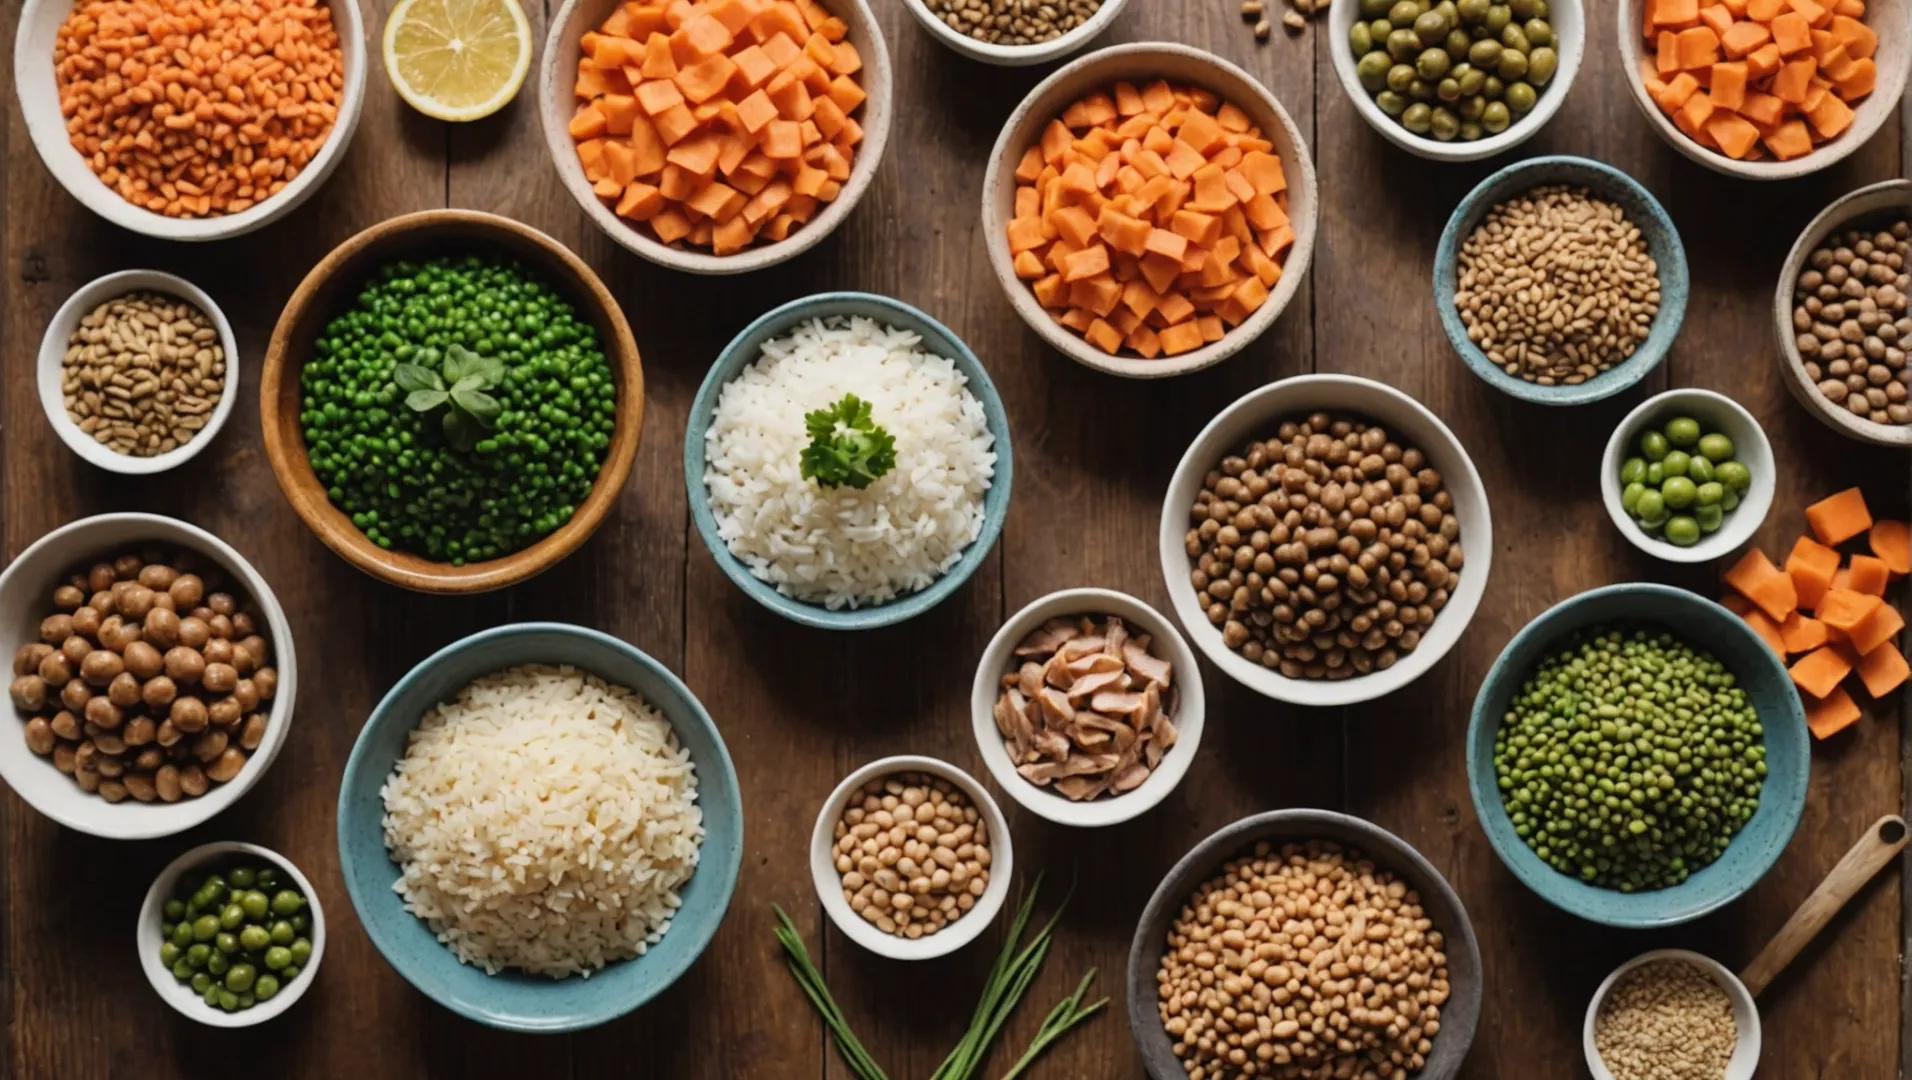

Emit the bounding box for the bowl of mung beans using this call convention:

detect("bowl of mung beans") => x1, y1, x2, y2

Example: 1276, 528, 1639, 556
1466, 583, 1810, 928
902, 0, 1130, 66
1435, 155, 1689, 406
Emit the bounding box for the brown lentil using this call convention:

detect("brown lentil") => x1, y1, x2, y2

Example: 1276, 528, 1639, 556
61, 292, 225, 458
1790, 218, 1912, 426
831, 771, 990, 940
1184, 412, 1463, 681
1156, 840, 1451, 1080
1592, 959, 1737, 1080
922, 0, 1102, 45
1454, 185, 1661, 386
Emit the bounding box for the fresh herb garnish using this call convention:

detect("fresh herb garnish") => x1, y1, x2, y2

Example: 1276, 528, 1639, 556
394, 343, 506, 452
799, 393, 896, 490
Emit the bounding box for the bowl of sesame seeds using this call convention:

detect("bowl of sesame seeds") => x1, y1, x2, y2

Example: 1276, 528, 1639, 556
902, 0, 1130, 66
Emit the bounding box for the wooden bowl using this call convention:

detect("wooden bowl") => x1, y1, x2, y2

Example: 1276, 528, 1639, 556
260, 210, 644, 593
538, 0, 893, 276
981, 43, 1318, 379
1772, 179, 1912, 446
1616, 0, 1909, 180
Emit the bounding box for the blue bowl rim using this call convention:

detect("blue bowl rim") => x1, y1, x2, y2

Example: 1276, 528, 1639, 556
682, 290, 1015, 630
1464, 583, 1810, 928
335, 621, 745, 1032
1434, 154, 1690, 407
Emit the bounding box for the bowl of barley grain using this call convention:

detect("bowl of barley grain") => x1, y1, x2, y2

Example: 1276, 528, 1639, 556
903, 0, 1130, 66
1436, 155, 1688, 407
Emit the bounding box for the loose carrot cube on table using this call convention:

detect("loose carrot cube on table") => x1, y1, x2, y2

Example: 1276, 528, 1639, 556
1807, 488, 1873, 544
1806, 684, 1863, 739
1857, 642, 1909, 698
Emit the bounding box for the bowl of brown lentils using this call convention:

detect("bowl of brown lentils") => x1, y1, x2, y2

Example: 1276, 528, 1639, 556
1158, 373, 1492, 707
36, 269, 238, 474
1774, 179, 1912, 448
0, 513, 295, 839
902, 0, 1128, 66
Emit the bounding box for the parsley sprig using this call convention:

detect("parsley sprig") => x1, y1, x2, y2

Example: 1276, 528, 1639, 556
799, 393, 896, 490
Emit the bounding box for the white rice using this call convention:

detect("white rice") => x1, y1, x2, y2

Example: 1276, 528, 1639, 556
379, 664, 703, 979
703, 316, 997, 609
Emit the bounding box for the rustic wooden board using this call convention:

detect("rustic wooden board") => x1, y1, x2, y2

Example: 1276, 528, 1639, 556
1, 0, 1907, 1076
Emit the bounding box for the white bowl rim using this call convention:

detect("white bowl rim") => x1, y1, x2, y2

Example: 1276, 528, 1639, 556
12, 0, 368, 241
1157, 372, 1494, 707
809, 754, 1014, 960
136, 840, 327, 1027
1328, 0, 1586, 163
900, 0, 1128, 66
1598, 388, 1776, 565
538, 0, 894, 276
37, 270, 242, 475
969, 587, 1206, 828
0, 513, 298, 839
981, 40, 1319, 379
1583, 948, 1761, 1080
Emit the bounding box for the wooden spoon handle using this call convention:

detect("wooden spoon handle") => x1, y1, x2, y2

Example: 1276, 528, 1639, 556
1738, 814, 1908, 999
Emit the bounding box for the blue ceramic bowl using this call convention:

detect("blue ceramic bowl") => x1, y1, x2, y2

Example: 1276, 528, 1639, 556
336, 623, 743, 1032
1466, 584, 1809, 928
684, 292, 1013, 630
1435, 155, 1689, 406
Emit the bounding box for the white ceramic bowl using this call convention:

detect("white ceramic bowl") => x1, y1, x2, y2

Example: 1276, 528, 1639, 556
970, 588, 1205, 828
982, 42, 1318, 379
809, 755, 1013, 961
902, 0, 1127, 66
0, 514, 297, 839
1600, 389, 1775, 565
1617, 0, 1909, 180
1584, 949, 1759, 1080
1773, 179, 1912, 447
539, 0, 893, 275
37, 270, 241, 474
13, 0, 367, 241
1329, 0, 1584, 163
138, 841, 326, 1027
1158, 374, 1493, 707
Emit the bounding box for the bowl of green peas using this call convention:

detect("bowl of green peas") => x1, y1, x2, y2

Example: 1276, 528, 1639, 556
138, 842, 323, 1026
1600, 388, 1774, 564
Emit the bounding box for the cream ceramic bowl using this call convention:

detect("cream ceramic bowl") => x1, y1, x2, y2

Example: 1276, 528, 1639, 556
540, 0, 893, 275
1329, 0, 1585, 163
1616, 0, 1909, 180
1773, 179, 1912, 446
1599, 388, 1776, 564
37, 270, 240, 475
13, 0, 367, 241
981, 42, 1318, 379
970, 588, 1205, 828
1158, 374, 1493, 707
1584, 949, 1760, 1080
809, 755, 1013, 961
902, 0, 1128, 66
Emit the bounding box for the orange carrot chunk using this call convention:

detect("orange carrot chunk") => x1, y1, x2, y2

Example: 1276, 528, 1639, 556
1808, 488, 1873, 544
1847, 554, 1891, 597
1856, 641, 1909, 697
1869, 520, 1911, 573
1724, 547, 1798, 620
1847, 601, 1904, 656
1817, 588, 1883, 631
1805, 684, 1863, 739
1786, 535, 1842, 610
1779, 611, 1831, 654
1742, 607, 1788, 655
1790, 645, 1853, 698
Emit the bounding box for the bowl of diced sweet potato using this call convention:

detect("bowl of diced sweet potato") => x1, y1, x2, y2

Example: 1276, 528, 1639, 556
1618, 0, 1909, 178
540, 0, 891, 274
982, 42, 1319, 379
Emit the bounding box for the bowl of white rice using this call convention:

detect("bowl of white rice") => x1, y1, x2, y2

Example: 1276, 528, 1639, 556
686, 292, 1014, 629
335, 622, 742, 1032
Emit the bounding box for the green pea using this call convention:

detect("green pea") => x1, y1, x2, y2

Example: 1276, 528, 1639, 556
1665, 515, 1702, 546
254, 974, 281, 1002
1414, 7, 1451, 41
1620, 457, 1647, 485
289, 939, 313, 966
172, 921, 194, 948
1417, 46, 1452, 78
1500, 23, 1530, 51
1695, 504, 1725, 533
226, 964, 257, 993
1636, 490, 1668, 528
1484, 3, 1511, 32
265, 946, 292, 971
242, 890, 271, 920
1388, 27, 1423, 59
1661, 476, 1698, 510
218, 990, 240, 1012
1457, 0, 1489, 19
1429, 106, 1460, 140
1687, 455, 1715, 484
1645, 461, 1665, 486
1468, 37, 1502, 66
1527, 45, 1558, 85
1373, 17, 1396, 41
282, 965, 301, 981
187, 943, 211, 967
172, 958, 194, 981
163, 899, 186, 921
1457, 66, 1487, 95
229, 867, 257, 890
1497, 48, 1529, 79
1481, 100, 1511, 132
160, 942, 181, 967
240, 925, 271, 952
1376, 90, 1410, 116
1459, 119, 1485, 140
1698, 432, 1735, 462
1508, 0, 1539, 16
1350, 21, 1376, 53
271, 890, 306, 916
1714, 460, 1752, 493
291, 913, 311, 933
1408, 76, 1436, 100
192, 915, 220, 942
203, 985, 222, 1008
1458, 95, 1486, 121
1621, 482, 1648, 515
1504, 80, 1538, 112
220, 903, 246, 930
1523, 17, 1552, 45
1357, 51, 1393, 91
1664, 417, 1701, 447
238, 992, 256, 1010
1401, 102, 1434, 133
216, 932, 240, 955
1661, 450, 1691, 478
1437, 76, 1462, 101
1390, 0, 1421, 25
207, 952, 230, 977
1483, 74, 1505, 98
1444, 27, 1472, 57
1695, 481, 1725, 507
1721, 487, 1741, 512
270, 920, 296, 945
1640, 430, 1669, 461
191, 972, 213, 994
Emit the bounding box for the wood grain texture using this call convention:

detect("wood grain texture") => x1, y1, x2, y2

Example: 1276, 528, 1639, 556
1, 0, 1908, 1077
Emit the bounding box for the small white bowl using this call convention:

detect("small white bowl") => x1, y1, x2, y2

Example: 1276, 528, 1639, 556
809, 755, 1013, 961
970, 588, 1205, 828
1616, 0, 1909, 180
13, 0, 368, 241
1158, 373, 1493, 707
1329, 0, 1584, 163
0, 514, 298, 839
138, 841, 326, 1027
1584, 949, 1759, 1080
902, 0, 1127, 66
982, 42, 1318, 379
1600, 388, 1775, 565
37, 270, 241, 475
539, 0, 893, 275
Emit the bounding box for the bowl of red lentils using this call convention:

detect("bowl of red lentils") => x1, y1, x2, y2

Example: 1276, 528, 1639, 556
13, 0, 368, 241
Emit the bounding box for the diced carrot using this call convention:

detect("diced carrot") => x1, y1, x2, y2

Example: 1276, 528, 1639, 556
1847, 554, 1891, 597
1050, 205, 1098, 247
1660, 71, 1703, 107
1762, 119, 1815, 159
1658, 29, 1684, 73
1869, 520, 1911, 573
1857, 641, 1909, 697
1705, 60, 1748, 108
1830, 12, 1878, 55
827, 74, 865, 113
616, 180, 665, 220
761, 119, 803, 158
1738, 90, 1786, 125
1808, 488, 1874, 544
1704, 110, 1757, 156
1818, 588, 1883, 631
1771, 56, 1817, 99
1807, 90, 1855, 136
1780, 611, 1832, 653
1656, 0, 1703, 24
1700, 3, 1736, 32
1785, 535, 1842, 610
1849, 601, 1904, 656
1158, 321, 1205, 355
1721, 18, 1773, 54
1083, 318, 1124, 354
1789, 0, 1829, 22
1743, 606, 1789, 655
1725, 547, 1799, 620
1061, 244, 1112, 282
1834, 55, 1875, 96
1748, 0, 1784, 17
653, 101, 700, 144
1791, 645, 1853, 698
1746, 41, 1783, 76
666, 131, 723, 179
1678, 25, 1723, 67
1806, 685, 1863, 739
569, 103, 608, 140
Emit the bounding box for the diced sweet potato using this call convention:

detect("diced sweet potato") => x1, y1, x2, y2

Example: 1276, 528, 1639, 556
1807, 487, 1873, 544
1857, 641, 1909, 697
1725, 547, 1798, 620
1806, 684, 1862, 739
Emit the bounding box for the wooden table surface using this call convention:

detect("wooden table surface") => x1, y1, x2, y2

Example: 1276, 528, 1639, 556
4, 0, 1911, 1077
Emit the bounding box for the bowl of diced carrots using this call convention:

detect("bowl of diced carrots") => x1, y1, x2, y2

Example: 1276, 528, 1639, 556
541, 0, 891, 274
1717, 487, 1908, 742
1619, 0, 1909, 177
982, 42, 1318, 378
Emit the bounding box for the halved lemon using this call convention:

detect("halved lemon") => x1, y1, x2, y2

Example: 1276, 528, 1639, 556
383, 0, 533, 122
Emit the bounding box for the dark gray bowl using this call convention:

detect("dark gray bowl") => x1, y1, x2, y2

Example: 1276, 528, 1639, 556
1126, 809, 1483, 1079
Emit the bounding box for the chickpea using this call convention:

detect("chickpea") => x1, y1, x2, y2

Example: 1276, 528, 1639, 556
107, 671, 142, 708
122, 640, 163, 680
179, 763, 209, 796
170, 696, 209, 733
23, 718, 55, 755
143, 607, 181, 649
205, 748, 246, 783
192, 729, 229, 763
177, 617, 211, 650
165, 646, 207, 685
168, 574, 204, 609
240, 713, 269, 751
86, 563, 116, 593
202, 662, 239, 695
118, 584, 156, 620
80, 648, 124, 687
123, 716, 157, 747
50, 710, 82, 741
37, 652, 73, 688
208, 697, 242, 729
9, 675, 47, 712
59, 679, 92, 713
13, 643, 53, 677
202, 638, 234, 666
39, 614, 74, 645
155, 765, 183, 802
70, 606, 102, 638
112, 554, 142, 579
137, 564, 178, 591
84, 696, 124, 730
142, 675, 178, 711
